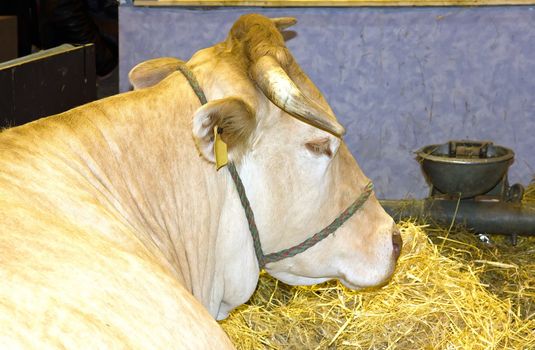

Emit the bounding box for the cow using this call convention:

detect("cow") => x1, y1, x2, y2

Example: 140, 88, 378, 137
0, 14, 401, 348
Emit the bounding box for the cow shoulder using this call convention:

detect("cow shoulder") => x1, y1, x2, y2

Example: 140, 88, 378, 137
0, 211, 235, 349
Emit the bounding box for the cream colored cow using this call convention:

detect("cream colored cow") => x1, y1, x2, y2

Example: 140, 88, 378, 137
0, 14, 401, 348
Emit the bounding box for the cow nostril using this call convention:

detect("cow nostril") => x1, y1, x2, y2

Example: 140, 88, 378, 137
392, 231, 403, 260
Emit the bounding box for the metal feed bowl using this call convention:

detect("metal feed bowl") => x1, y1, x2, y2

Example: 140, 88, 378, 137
416, 140, 514, 199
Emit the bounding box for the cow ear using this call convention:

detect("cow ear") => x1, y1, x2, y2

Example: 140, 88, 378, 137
192, 97, 256, 163
128, 57, 183, 90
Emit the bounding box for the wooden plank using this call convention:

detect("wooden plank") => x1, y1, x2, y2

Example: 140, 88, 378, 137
0, 44, 96, 128
0, 16, 18, 63
134, 0, 535, 6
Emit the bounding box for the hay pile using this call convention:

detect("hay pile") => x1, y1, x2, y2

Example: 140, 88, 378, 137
220, 184, 535, 349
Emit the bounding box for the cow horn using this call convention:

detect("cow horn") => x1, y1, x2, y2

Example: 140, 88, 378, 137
270, 17, 297, 31
251, 55, 346, 137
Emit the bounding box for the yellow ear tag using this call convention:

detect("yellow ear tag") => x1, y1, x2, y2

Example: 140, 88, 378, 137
214, 126, 228, 170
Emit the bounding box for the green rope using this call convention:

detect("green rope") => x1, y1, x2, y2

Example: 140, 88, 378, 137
227, 162, 266, 267
228, 162, 373, 268
263, 182, 373, 265
176, 62, 207, 105
176, 61, 374, 269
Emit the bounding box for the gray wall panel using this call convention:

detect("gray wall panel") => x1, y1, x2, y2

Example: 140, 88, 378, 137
119, 5, 535, 199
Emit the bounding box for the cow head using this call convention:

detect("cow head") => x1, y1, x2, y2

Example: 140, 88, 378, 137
129, 14, 401, 314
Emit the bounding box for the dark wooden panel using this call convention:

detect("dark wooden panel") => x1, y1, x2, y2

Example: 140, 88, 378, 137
0, 44, 96, 128
0, 16, 18, 63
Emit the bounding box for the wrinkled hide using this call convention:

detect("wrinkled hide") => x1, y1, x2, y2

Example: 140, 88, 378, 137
0, 14, 400, 348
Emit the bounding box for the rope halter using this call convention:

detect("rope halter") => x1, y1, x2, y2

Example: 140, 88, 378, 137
227, 162, 373, 268
177, 61, 374, 268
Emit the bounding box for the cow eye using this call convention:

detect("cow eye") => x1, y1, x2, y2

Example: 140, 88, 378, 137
305, 138, 333, 157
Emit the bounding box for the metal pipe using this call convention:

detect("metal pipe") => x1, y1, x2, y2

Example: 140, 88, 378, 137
380, 199, 535, 236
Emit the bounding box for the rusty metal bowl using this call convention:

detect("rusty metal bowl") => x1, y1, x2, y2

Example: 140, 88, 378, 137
416, 140, 514, 199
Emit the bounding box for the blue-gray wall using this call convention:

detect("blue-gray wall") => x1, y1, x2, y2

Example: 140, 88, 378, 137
119, 5, 535, 199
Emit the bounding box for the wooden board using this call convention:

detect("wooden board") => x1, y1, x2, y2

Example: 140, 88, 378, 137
134, 0, 535, 6
0, 44, 96, 128
0, 16, 17, 62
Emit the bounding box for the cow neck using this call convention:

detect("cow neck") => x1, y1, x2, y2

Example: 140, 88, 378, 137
177, 62, 374, 269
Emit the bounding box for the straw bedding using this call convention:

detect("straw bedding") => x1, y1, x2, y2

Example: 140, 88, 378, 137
220, 182, 535, 349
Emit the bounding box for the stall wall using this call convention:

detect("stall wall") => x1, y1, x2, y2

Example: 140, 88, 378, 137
119, 5, 535, 199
